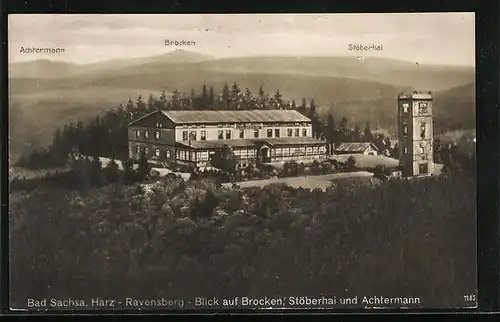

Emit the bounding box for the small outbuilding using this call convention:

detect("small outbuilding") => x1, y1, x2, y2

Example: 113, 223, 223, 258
334, 142, 380, 156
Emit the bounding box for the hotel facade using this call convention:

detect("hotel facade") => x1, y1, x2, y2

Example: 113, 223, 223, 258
128, 109, 327, 168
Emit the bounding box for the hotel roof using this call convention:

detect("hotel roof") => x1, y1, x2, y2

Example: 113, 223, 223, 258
162, 109, 311, 124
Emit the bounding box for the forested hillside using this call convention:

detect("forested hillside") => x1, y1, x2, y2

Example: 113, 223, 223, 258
10, 170, 476, 309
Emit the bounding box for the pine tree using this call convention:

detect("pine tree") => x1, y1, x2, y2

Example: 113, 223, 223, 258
273, 89, 284, 109
291, 99, 297, 110
222, 84, 230, 109
171, 89, 181, 110
258, 85, 266, 109
230, 82, 241, 109
202, 84, 208, 109
136, 94, 147, 113
364, 121, 373, 142
147, 93, 156, 113
243, 88, 254, 110
208, 86, 215, 107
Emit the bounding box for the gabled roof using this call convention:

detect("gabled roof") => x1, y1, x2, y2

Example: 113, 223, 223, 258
334, 142, 379, 153
162, 109, 311, 124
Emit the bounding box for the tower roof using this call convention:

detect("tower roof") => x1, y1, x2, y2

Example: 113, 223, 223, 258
398, 91, 432, 100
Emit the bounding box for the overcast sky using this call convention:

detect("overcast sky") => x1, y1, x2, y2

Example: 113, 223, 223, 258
8, 13, 475, 66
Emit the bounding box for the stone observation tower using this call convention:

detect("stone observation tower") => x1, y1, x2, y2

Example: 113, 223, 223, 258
397, 91, 434, 177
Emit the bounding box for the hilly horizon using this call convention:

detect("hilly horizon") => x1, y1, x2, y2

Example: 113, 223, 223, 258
8, 49, 475, 161
9, 49, 474, 90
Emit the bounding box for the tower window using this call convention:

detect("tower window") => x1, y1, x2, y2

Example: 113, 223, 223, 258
402, 103, 409, 113
404, 146, 408, 154
403, 124, 408, 135
419, 163, 428, 174
420, 123, 426, 139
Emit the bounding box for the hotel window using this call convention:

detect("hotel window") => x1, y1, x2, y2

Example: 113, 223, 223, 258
312, 146, 319, 153
295, 129, 299, 137
275, 129, 280, 138
254, 129, 259, 138
136, 146, 141, 154
155, 148, 160, 157
145, 147, 149, 155
306, 147, 312, 154
239, 130, 244, 139
218, 130, 224, 139
267, 129, 273, 138
166, 150, 171, 158
156, 122, 163, 128
144, 130, 149, 139
201, 130, 206, 141
135, 129, 141, 139
287, 128, 293, 137
190, 131, 197, 141
283, 148, 290, 156
183, 131, 188, 141
226, 130, 231, 139
154, 131, 160, 140
302, 129, 307, 137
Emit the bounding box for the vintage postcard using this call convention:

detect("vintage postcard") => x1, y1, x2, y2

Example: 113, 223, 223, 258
8, 13, 476, 311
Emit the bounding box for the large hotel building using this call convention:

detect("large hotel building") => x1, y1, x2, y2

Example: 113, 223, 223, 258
128, 109, 327, 168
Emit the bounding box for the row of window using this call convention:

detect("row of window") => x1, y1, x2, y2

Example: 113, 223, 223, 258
136, 129, 161, 140
182, 128, 309, 141
271, 146, 321, 156
136, 146, 171, 158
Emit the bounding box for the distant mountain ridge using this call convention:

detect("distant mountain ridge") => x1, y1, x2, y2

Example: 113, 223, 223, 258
10, 50, 474, 91
8, 50, 475, 161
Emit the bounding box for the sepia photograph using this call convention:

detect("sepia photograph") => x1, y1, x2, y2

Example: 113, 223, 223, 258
8, 13, 476, 310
